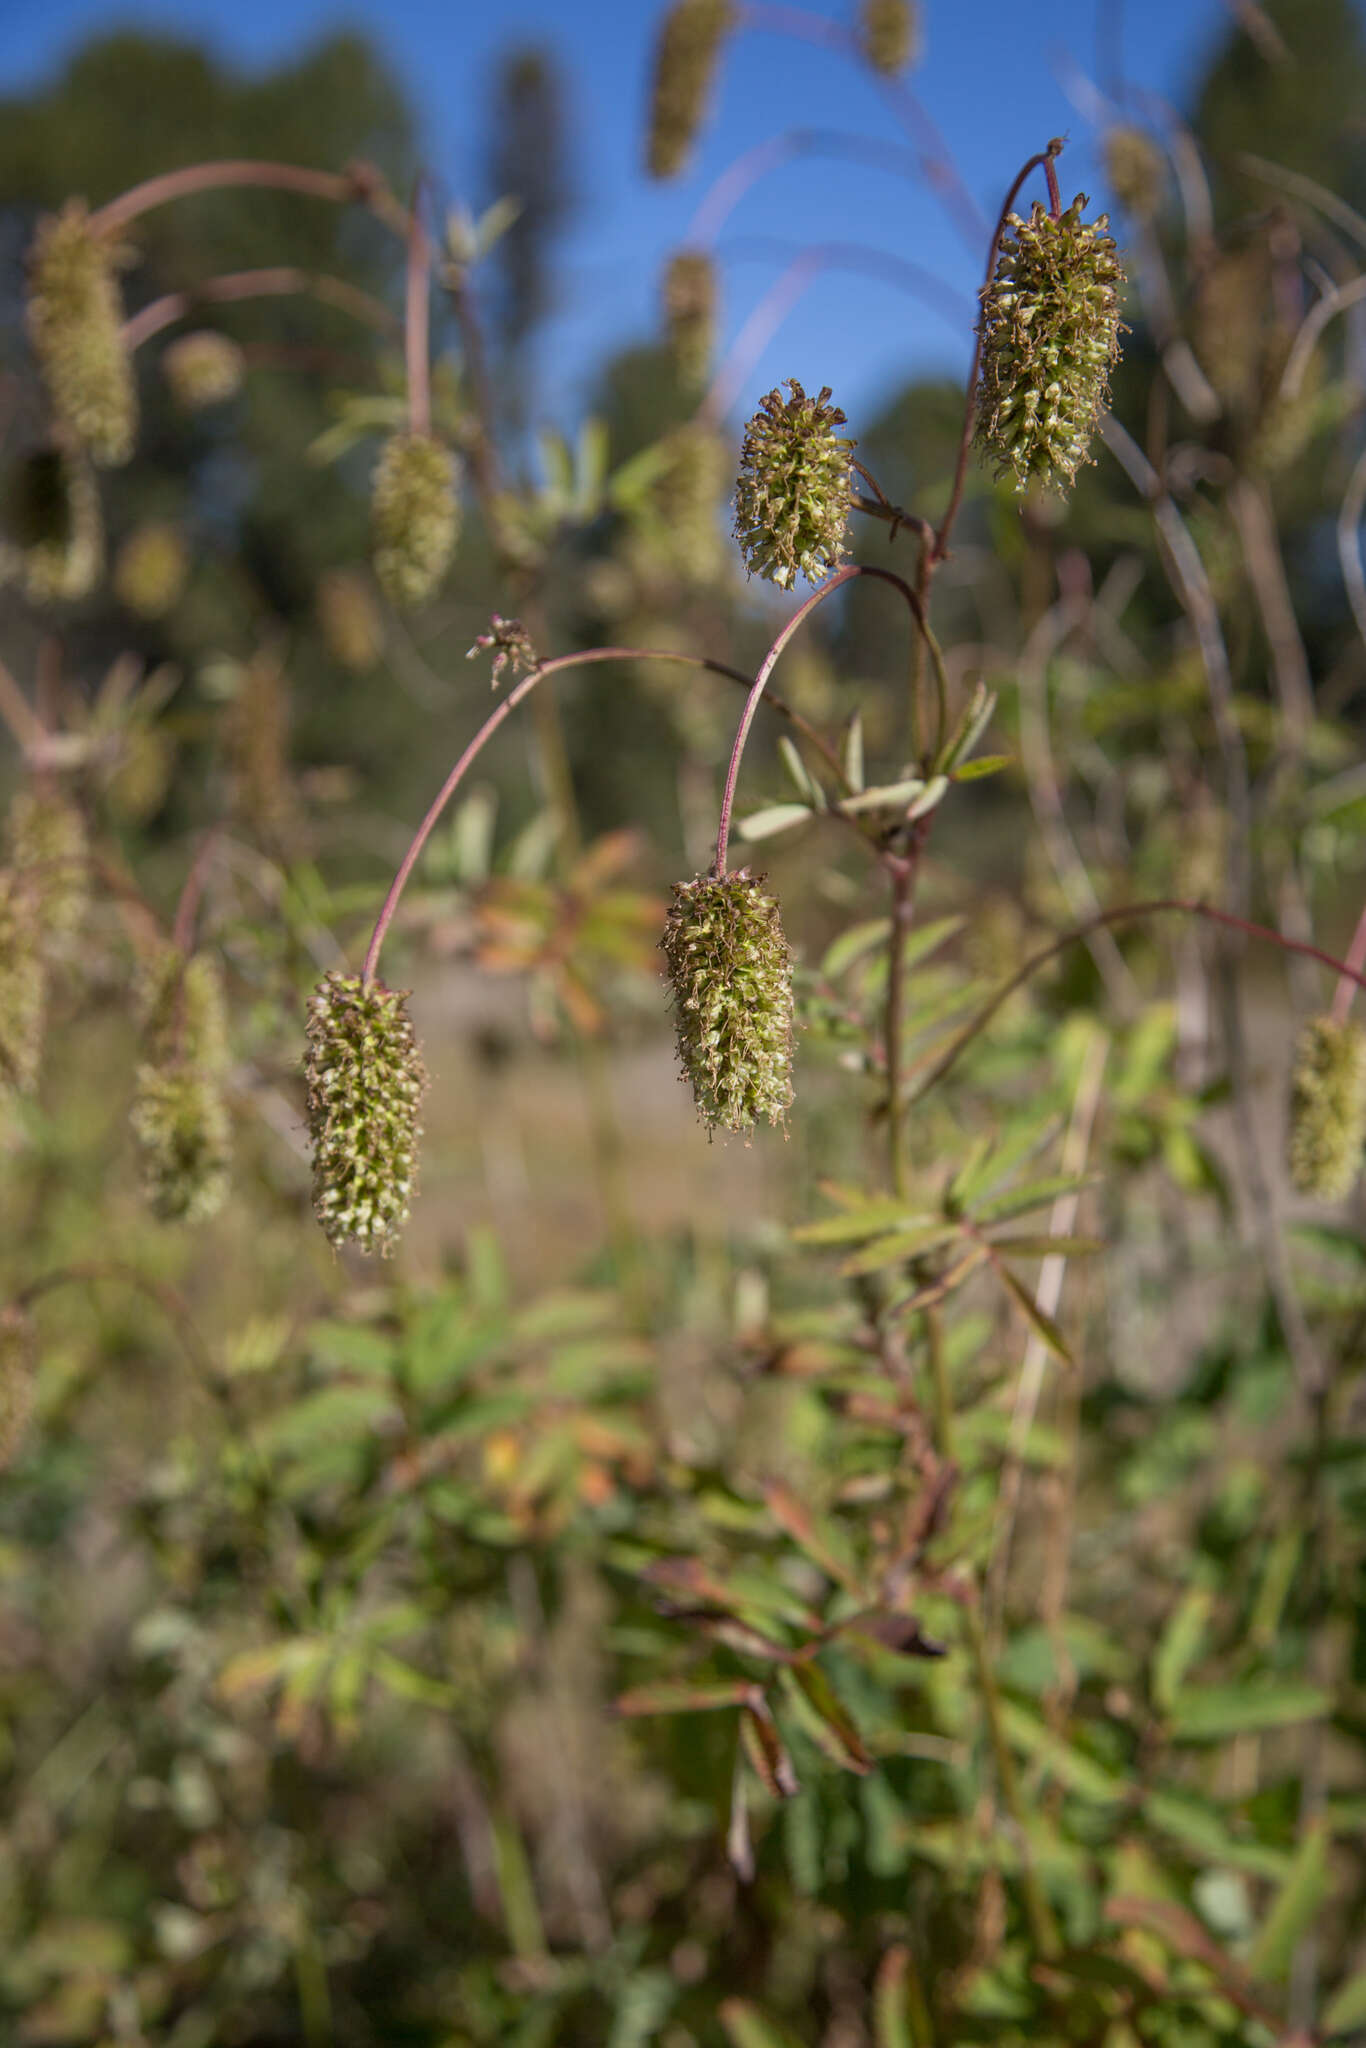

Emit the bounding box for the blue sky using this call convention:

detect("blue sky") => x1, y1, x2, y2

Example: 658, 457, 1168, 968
1, 0, 1242, 431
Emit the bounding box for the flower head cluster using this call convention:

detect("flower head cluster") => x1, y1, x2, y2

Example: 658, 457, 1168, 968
646, 0, 735, 180
0, 879, 45, 1103
858, 0, 920, 74
734, 380, 854, 589
1103, 127, 1164, 220
2, 444, 103, 605
114, 521, 189, 619
662, 250, 717, 386
131, 949, 233, 1224
0, 1305, 37, 1471
973, 194, 1125, 494
1288, 1015, 1366, 1202
162, 330, 246, 411
304, 972, 427, 1253
466, 614, 538, 688
371, 433, 460, 608
8, 780, 88, 943
661, 869, 794, 1134
26, 202, 136, 468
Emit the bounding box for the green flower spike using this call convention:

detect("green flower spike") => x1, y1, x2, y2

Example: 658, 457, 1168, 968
1103, 127, 1164, 220
0, 878, 46, 1103
7, 779, 88, 944
131, 949, 232, 1224
662, 250, 717, 386
1288, 1015, 1366, 1202
858, 0, 920, 74
661, 869, 794, 1134
162, 331, 246, 411
114, 521, 189, 619
646, 0, 735, 180
304, 972, 427, 1253
26, 202, 137, 468
2, 443, 103, 605
733, 380, 855, 590
0, 1305, 37, 1471
648, 424, 729, 585
371, 432, 460, 609
974, 193, 1126, 494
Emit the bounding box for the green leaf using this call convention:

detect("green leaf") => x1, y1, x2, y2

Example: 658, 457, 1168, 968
998, 1701, 1126, 1803
778, 735, 822, 804
898, 915, 966, 974
736, 803, 813, 842
905, 774, 950, 820
835, 777, 926, 815
1167, 1680, 1333, 1742
996, 1264, 1073, 1364
1151, 1585, 1213, 1714
1145, 1789, 1291, 1881
613, 1680, 759, 1718
839, 1224, 962, 1275
985, 1233, 1105, 1257
762, 1480, 864, 1595
792, 1201, 936, 1246
779, 1664, 873, 1775
821, 919, 890, 979
1248, 1820, 1331, 1983
873, 1945, 931, 2048
1324, 1966, 1366, 2034
950, 752, 1012, 782
940, 680, 997, 770
719, 2000, 806, 2048
972, 1174, 1092, 1225
842, 711, 865, 793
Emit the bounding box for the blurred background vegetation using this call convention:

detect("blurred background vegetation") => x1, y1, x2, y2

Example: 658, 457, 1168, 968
3, 0, 1366, 2042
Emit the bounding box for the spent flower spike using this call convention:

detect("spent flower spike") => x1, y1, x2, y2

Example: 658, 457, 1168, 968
304, 972, 427, 1254
467, 615, 539, 689
26, 202, 137, 468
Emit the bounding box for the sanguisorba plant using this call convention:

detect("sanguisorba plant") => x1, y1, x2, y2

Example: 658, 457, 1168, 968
9, 4, 1366, 2039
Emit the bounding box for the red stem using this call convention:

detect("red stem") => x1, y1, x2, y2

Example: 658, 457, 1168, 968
1331, 898, 1366, 1024
713, 564, 926, 875
932, 139, 1066, 565
172, 827, 223, 956
88, 158, 409, 239
404, 177, 432, 439
121, 268, 398, 351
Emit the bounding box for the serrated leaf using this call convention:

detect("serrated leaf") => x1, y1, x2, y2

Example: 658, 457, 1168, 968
1167, 1680, 1333, 1742
1151, 1585, 1213, 1714
1248, 1819, 1331, 1983
737, 803, 813, 842
950, 752, 1011, 782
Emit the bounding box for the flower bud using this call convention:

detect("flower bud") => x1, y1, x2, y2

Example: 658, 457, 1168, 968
661, 869, 794, 1133
2, 443, 103, 604
974, 194, 1126, 494
114, 520, 189, 618
304, 972, 427, 1253
1288, 1015, 1366, 1202
131, 949, 232, 1224
7, 779, 88, 943
734, 380, 854, 589
25, 202, 136, 467
161, 330, 245, 411
662, 250, 717, 386
646, 0, 735, 180
858, 0, 920, 74
371, 432, 460, 608
0, 1305, 37, 1470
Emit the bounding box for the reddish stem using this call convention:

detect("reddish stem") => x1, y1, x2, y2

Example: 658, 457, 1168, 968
1330, 898, 1366, 1024
404, 177, 432, 440
121, 268, 398, 351
88, 158, 409, 239
713, 563, 926, 875
932, 139, 1066, 565
172, 827, 223, 956
360, 647, 845, 987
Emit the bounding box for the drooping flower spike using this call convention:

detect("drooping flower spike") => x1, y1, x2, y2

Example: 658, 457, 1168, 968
1288, 1015, 1366, 1201
733, 380, 855, 590
661, 869, 794, 1135
304, 972, 427, 1253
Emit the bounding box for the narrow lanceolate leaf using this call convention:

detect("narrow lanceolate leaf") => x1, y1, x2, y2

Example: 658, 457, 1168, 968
904, 774, 949, 820
736, 803, 814, 843
778, 735, 822, 804
1151, 1585, 1214, 1715
839, 1223, 962, 1276
820, 918, 890, 979
792, 1201, 937, 1246
971, 1173, 1094, 1224
779, 1664, 873, 1774
841, 711, 865, 792
1248, 1819, 1331, 1983
762, 1480, 864, 1595
873, 1945, 931, 2048
1166, 1680, 1333, 1742
719, 2000, 805, 2048
940, 679, 997, 770
835, 777, 925, 816
984, 1233, 1105, 1257
613, 1679, 760, 1717
997, 1264, 1074, 1364
740, 1701, 800, 1798
950, 752, 1012, 782
1324, 1966, 1366, 2034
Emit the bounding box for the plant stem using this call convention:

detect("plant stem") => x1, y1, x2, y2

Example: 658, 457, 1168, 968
89, 157, 410, 240
962, 1590, 1061, 1959
361, 645, 844, 987
120, 268, 398, 351
404, 179, 432, 439
1330, 898, 1366, 1024
933, 139, 1066, 565
171, 827, 222, 955
885, 859, 913, 1198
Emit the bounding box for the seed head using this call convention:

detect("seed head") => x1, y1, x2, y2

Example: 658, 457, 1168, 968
162, 330, 246, 411
734, 380, 854, 589
318, 568, 384, 671
1104, 127, 1164, 220
0, 1306, 37, 1470
858, 0, 920, 74
1288, 1015, 1366, 1202
371, 432, 460, 608
26, 202, 136, 467
114, 521, 189, 618
131, 949, 232, 1224
7, 780, 88, 943
662, 250, 717, 386
974, 194, 1126, 494
2, 443, 103, 604
304, 972, 427, 1253
466, 614, 538, 688
0, 879, 46, 1102
646, 0, 735, 179
661, 869, 794, 1134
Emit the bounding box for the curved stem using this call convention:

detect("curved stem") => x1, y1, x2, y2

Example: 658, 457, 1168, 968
908, 896, 1366, 1107
932, 139, 1065, 565
121, 268, 399, 351
361, 647, 845, 987
404, 177, 432, 439
713, 563, 925, 875
89, 157, 409, 239
686, 128, 929, 246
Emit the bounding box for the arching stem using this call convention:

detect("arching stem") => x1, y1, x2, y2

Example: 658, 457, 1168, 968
121, 268, 399, 352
